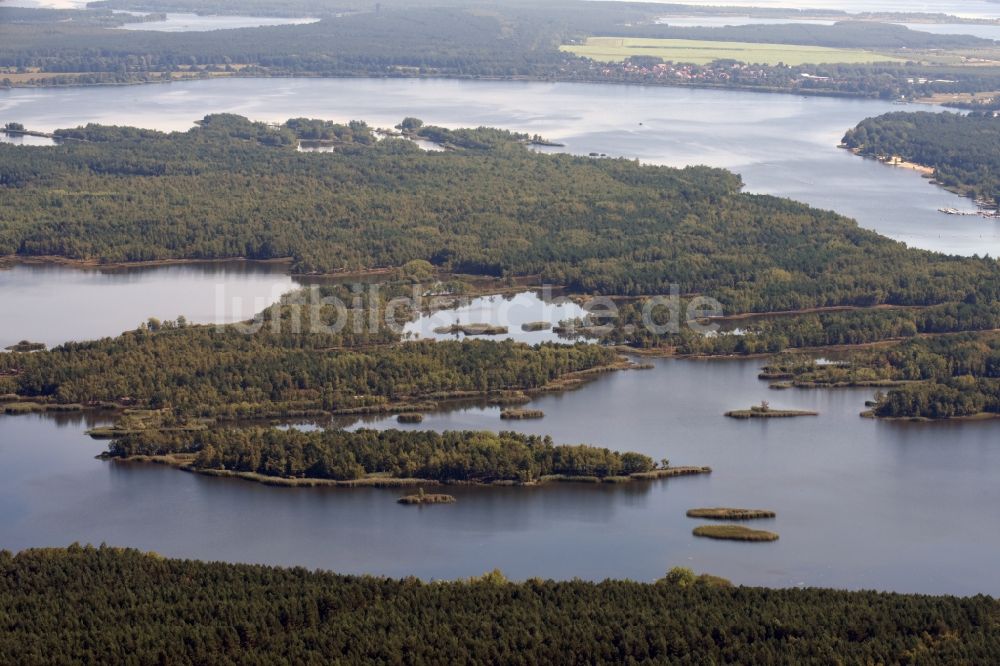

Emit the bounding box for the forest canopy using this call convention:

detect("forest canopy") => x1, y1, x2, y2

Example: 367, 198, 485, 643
1, 545, 999, 664
104, 428, 658, 482
843, 111, 1000, 206
2, 114, 999, 314
763, 331, 1000, 419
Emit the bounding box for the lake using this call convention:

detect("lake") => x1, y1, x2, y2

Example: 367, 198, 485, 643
622, 0, 1000, 21
2, 75, 999, 595
404, 291, 587, 344
2, 354, 999, 595
2, 77, 997, 257
0, 261, 296, 349
654, 16, 1000, 41
115, 13, 319, 32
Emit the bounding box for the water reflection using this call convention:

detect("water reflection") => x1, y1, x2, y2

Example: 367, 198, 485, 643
0, 261, 297, 349
404, 291, 587, 343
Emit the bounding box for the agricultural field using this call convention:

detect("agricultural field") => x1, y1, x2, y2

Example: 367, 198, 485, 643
561, 37, 905, 66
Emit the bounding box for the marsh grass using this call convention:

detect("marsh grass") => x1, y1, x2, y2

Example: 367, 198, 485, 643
693, 525, 779, 542
500, 409, 544, 420
686, 508, 776, 520
398, 492, 456, 505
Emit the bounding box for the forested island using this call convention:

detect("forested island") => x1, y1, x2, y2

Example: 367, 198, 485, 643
843, 111, 1000, 209
761, 332, 1000, 419
2, 546, 999, 663
100, 427, 683, 486
724, 403, 817, 419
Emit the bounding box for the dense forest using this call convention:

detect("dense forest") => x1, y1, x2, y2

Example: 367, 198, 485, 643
105, 428, 657, 482
2, 546, 999, 664
0, 305, 617, 418
843, 111, 1000, 206
3, 1, 1000, 100
592, 300, 1000, 354
2, 114, 999, 315
763, 332, 1000, 419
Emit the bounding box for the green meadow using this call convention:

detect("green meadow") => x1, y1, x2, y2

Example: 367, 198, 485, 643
562, 37, 904, 66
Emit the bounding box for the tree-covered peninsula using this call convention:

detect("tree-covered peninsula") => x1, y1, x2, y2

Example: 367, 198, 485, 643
843, 111, 1000, 207
0, 309, 620, 420
2, 545, 999, 664
2, 114, 998, 316
762, 331, 1000, 419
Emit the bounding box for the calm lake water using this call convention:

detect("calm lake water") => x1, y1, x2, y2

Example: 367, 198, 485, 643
655, 16, 1000, 41
2, 355, 999, 595
0, 262, 296, 349
115, 13, 318, 32
629, 0, 1000, 21
1, 76, 999, 594
404, 292, 587, 344
2, 77, 997, 257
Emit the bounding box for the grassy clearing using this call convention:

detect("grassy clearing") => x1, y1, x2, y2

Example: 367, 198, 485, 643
693, 525, 780, 542
561, 37, 904, 66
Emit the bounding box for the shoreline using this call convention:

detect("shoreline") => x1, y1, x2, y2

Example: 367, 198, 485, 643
844, 146, 1000, 211
0, 69, 953, 105
0, 254, 294, 272
104, 453, 713, 489
861, 410, 1000, 422
2, 357, 643, 424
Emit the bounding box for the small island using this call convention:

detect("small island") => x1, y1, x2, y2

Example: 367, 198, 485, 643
500, 408, 544, 420
693, 525, 780, 542
521, 321, 553, 332
687, 508, 776, 520
397, 413, 424, 424
725, 401, 817, 419
433, 323, 509, 336
4, 340, 46, 353
398, 489, 456, 505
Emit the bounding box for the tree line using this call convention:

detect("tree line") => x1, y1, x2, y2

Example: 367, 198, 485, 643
1, 545, 998, 664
